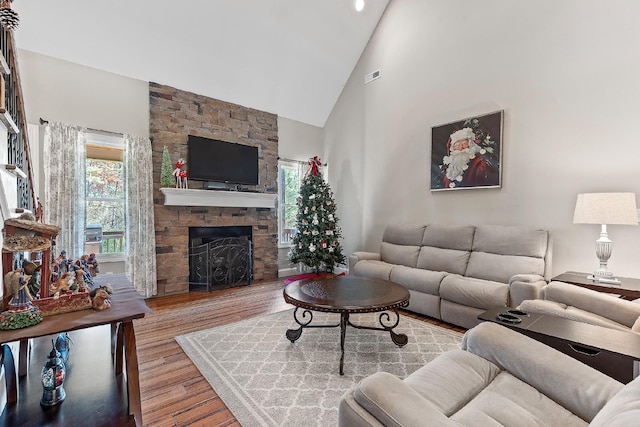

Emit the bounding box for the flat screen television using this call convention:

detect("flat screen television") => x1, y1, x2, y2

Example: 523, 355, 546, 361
187, 135, 259, 186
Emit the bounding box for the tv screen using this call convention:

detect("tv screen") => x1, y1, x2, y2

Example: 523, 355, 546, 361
187, 135, 259, 185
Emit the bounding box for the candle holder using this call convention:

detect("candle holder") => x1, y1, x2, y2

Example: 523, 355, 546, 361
40, 340, 66, 407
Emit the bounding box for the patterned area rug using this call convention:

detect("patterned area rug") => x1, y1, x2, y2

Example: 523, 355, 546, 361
176, 309, 463, 427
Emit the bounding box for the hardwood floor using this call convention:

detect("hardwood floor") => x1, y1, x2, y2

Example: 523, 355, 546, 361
136, 279, 465, 426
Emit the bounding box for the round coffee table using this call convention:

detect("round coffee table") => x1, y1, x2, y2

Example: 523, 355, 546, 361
283, 275, 410, 375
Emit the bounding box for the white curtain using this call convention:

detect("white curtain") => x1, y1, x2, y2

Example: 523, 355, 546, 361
43, 122, 86, 258
124, 134, 157, 297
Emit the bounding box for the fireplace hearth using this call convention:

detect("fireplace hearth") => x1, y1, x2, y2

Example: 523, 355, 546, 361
189, 226, 253, 291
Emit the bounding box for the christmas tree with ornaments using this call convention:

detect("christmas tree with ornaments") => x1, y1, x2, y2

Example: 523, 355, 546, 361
289, 156, 345, 272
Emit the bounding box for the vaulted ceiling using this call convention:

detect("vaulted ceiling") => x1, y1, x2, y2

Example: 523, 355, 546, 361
13, 0, 389, 127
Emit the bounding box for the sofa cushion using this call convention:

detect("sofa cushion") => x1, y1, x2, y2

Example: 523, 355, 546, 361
353, 372, 457, 427
416, 246, 469, 275
403, 349, 500, 416
382, 223, 426, 246
590, 376, 640, 427
472, 225, 549, 258
440, 275, 509, 309
450, 371, 588, 426
389, 265, 445, 296
380, 242, 420, 268
421, 224, 475, 251
465, 225, 548, 283
352, 260, 395, 281
466, 252, 545, 284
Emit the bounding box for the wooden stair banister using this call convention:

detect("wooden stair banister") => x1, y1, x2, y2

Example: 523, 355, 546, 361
0, 28, 37, 212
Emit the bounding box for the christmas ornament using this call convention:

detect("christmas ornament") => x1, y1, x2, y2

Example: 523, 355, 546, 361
0, 1, 19, 31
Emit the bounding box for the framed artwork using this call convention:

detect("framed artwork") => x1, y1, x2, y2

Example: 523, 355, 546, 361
430, 110, 503, 191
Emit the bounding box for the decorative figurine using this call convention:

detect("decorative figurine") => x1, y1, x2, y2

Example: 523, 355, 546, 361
87, 253, 99, 276
90, 284, 113, 311
40, 340, 66, 407
172, 158, 188, 188
0, 269, 43, 330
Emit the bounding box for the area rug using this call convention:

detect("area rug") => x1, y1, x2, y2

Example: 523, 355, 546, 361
176, 309, 463, 427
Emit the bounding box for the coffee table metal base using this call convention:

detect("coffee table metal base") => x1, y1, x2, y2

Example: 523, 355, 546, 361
286, 307, 408, 375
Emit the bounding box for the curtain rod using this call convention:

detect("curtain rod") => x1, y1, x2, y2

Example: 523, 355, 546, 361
278, 156, 327, 166
39, 117, 123, 137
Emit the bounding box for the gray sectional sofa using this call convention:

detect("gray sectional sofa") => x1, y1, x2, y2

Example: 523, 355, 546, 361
339, 322, 639, 426
349, 224, 551, 329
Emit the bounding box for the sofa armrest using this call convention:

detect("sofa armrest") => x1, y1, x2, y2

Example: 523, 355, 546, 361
347, 372, 460, 427
508, 274, 546, 307
349, 251, 381, 274
462, 322, 623, 423
544, 281, 640, 328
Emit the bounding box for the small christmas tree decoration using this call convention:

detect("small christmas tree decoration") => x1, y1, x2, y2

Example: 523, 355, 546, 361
289, 156, 345, 272
0, 1, 19, 31
160, 146, 174, 187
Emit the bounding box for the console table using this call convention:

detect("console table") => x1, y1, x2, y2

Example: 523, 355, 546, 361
478, 307, 640, 383
0, 273, 151, 426
552, 271, 640, 301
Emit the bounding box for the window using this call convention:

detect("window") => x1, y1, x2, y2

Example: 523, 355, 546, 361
278, 160, 303, 247
84, 132, 125, 260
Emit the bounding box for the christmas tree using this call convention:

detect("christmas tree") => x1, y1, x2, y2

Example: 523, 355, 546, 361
289, 156, 345, 272
160, 146, 174, 187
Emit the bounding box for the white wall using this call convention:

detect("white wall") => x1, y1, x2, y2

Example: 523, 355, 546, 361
324, 0, 640, 278
18, 49, 149, 137
277, 116, 323, 161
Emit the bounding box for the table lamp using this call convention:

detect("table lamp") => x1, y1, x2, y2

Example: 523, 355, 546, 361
573, 192, 638, 284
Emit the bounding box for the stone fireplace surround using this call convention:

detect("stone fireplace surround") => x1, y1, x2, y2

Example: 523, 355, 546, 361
150, 82, 279, 296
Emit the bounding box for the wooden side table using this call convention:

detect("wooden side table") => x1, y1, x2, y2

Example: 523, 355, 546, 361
551, 271, 640, 301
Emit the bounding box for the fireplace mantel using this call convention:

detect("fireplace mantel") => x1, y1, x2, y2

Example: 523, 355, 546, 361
160, 188, 276, 208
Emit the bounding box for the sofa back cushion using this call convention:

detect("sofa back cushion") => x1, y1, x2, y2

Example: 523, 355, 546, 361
466, 225, 549, 283
380, 224, 426, 268
416, 224, 475, 275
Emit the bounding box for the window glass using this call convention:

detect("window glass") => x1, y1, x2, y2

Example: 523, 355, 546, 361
84, 133, 125, 255
278, 161, 302, 246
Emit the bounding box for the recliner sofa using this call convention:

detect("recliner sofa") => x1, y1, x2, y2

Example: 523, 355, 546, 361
349, 224, 551, 329
338, 321, 640, 426
518, 280, 640, 333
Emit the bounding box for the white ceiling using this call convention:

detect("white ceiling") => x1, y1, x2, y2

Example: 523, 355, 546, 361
13, 0, 389, 128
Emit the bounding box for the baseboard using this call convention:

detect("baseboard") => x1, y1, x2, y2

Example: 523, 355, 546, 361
278, 267, 299, 278
278, 266, 348, 278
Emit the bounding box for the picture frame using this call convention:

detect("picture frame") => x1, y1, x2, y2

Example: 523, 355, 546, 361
430, 110, 503, 191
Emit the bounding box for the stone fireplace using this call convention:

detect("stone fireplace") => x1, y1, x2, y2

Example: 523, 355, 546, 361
150, 82, 279, 296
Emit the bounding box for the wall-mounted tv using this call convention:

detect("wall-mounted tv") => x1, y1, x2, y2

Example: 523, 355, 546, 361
187, 135, 259, 186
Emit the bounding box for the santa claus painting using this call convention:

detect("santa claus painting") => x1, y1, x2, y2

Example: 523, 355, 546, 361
430, 111, 502, 191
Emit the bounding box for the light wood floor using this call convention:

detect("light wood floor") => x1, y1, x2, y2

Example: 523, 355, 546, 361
135, 279, 465, 426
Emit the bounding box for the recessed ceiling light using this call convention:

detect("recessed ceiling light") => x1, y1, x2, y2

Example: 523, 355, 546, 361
355, 0, 365, 12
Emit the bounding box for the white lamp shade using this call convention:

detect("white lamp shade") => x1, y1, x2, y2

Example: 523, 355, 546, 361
573, 192, 638, 225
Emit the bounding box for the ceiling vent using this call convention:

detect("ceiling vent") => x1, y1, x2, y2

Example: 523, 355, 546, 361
364, 69, 381, 84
